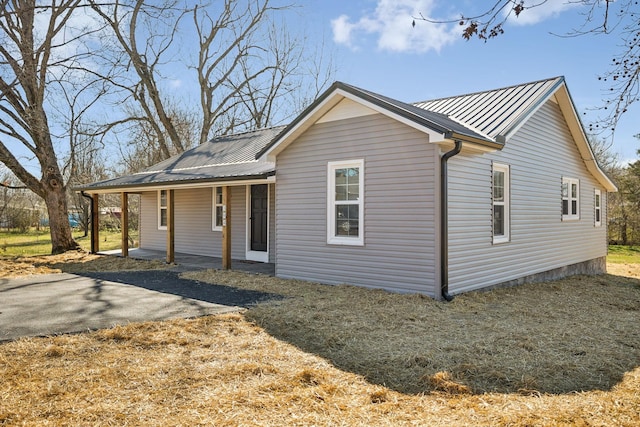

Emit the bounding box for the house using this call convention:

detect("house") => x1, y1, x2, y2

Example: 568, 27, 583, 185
78, 76, 617, 299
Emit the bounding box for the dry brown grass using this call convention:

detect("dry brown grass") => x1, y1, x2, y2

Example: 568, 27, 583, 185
0, 257, 639, 425
0, 250, 168, 278
1, 313, 639, 426
607, 262, 640, 278
182, 269, 640, 397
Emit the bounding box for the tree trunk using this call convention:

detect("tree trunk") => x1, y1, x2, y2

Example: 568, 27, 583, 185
43, 182, 80, 254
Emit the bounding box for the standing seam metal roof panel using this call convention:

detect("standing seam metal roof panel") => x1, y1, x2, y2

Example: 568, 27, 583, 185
413, 77, 563, 140
77, 126, 285, 191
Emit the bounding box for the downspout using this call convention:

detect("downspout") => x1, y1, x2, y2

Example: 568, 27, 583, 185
80, 191, 95, 254
440, 140, 463, 302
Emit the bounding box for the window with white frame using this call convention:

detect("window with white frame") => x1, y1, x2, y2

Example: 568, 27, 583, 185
327, 160, 364, 245
594, 189, 602, 227
212, 186, 223, 231
492, 163, 510, 244
158, 189, 167, 230
562, 177, 580, 220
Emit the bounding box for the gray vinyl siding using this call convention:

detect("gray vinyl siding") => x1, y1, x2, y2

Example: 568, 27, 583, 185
447, 99, 608, 294
269, 184, 276, 263
275, 113, 439, 295
139, 186, 248, 260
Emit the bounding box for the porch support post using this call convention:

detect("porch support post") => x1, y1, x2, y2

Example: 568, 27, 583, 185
91, 194, 99, 253
166, 189, 175, 264
222, 185, 231, 270
121, 192, 129, 257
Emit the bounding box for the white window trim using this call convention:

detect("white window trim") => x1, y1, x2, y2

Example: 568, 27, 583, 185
158, 189, 167, 230
562, 177, 580, 221
327, 159, 364, 246
594, 189, 602, 227
492, 163, 510, 244
212, 186, 223, 231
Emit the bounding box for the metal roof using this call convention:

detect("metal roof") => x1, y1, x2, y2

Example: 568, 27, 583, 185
336, 82, 497, 144
78, 126, 284, 191
256, 82, 501, 159
413, 76, 564, 142
79, 76, 615, 193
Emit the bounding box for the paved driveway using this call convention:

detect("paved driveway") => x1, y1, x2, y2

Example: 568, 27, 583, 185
0, 270, 279, 341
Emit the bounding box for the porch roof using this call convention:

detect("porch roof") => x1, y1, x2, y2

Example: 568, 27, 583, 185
77, 126, 283, 193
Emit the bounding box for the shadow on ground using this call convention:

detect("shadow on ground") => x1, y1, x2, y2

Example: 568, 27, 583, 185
80, 270, 282, 309
235, 273, 640, 395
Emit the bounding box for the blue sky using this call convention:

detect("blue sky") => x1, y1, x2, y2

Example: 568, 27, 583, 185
297, 0, 639, 164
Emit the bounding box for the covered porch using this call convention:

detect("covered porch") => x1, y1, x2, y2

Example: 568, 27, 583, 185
100, 248, 275, 275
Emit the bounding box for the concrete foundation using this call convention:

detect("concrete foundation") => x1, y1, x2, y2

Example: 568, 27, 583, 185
483, 256, 607, 292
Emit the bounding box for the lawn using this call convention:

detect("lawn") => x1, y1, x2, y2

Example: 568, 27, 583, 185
0, 247, 639, 425
608, 245, 640, 263
0, 228, 129, 256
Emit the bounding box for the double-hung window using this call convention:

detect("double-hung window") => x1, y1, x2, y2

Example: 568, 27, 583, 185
212, 186, 223, 231
492, 163, 510, 244
327, 160, 364, 245
594, 189, 602, 227
562, 177, 579, 220
158, 189, 167, 230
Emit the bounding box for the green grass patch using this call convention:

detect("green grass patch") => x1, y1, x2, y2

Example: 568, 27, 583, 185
0, 229, 130, 256
607, 245, 640, 264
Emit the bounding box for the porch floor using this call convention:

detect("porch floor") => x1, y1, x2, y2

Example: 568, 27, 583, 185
99, 248, 275, 276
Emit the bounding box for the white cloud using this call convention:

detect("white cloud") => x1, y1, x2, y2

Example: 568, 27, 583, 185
331, 0, 458, 53
506, 0, 581, 25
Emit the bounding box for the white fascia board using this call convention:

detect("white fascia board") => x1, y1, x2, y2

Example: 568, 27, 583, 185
81, 176, 275, 195
336, 89, 447, 143
263, 93, 346, 161
263, 88, 447, 161
554, 84, 618, 192
499, 79, 562, 143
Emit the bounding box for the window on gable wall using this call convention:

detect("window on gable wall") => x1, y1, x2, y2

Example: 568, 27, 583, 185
158, 189, 167, 230
492, 163, 510, 244
212, 186, 223, 231
327, 159, 364, 245
562, 177, 579, 220
594, 189, 602, 227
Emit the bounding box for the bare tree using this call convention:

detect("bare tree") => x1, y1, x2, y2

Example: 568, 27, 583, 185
415, 1, 639, 132
90, 0, 334, 161
120, 103, 199, 172
0, 0, 97, 253
89, 0, 190, 158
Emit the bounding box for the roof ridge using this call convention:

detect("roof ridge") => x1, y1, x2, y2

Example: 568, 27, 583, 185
412, 76, 564, 105
208, 124, 287, 143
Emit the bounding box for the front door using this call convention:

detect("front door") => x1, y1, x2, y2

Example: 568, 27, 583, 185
247, 184, 268, 261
